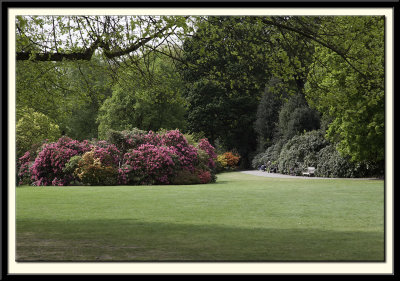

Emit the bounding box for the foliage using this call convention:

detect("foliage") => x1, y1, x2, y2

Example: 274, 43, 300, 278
105, 128, 149, 156
251, 140, 284, 170
16, 58, 113, 140
254, 78, 287, 151
216, 152, 241, 172
315, 145, 383, 178
196, 169, 212, 184
252, 130, 380, 178
63, 155, 82, 173
179, 16, 319, 167
196, 138, 217, 169
15, 15, 385, 179
305, 16, 384, 164
315, 145, 360, 178
169, 168, 212, 185
115, 129, 217, 185
21, 130, 217, 186
119, 144, 177, 185
277, 93, 320, 142
97, 52, 187, 139
277, 130, 328, 175
17, 151, 34, 186
16, 15, 192, 63
16, 108, 61, 159
169, 169, 201, 185
179, 17, 276, 167
63, 58, 113, 140
75, 149, 119, 186
30, 137, 92, 186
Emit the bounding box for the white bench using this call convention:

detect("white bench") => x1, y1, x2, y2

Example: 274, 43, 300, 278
302, 167, 315, 177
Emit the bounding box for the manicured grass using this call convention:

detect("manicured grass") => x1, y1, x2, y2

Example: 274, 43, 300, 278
16, 172, 384, 261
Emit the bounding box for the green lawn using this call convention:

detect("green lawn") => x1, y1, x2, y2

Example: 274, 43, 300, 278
16, 172, 384, 261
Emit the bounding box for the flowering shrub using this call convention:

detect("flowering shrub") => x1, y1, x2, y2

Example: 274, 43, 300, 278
91, 141, 121, 167
17, 129, 217, 186
75, 149, 118, 185
17, 151, 34, 185
196, 169, 212, 184
119, 144, 176, 185
161, 130, 198, 170
106, 128, 158, 155
216, 152, 241, 172
197, 138, 217, 169
30, 136, 101, 186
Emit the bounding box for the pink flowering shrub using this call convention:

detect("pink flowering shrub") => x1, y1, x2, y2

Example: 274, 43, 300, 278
197, 138, 217, 169
91, 140, 121, 167
196, 169, 212, 184
160, 130, 198, 172
106, 129, 161, 155
119, 144, 176, 185
17, 151, 34, 185
30, 137, 92, 186
17, 129, 217, 186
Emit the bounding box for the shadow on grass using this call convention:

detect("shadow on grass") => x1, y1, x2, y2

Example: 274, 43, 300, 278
16, 219, 384, 262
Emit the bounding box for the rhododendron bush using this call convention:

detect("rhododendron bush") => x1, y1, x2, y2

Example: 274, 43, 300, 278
17, 130, 217, 186
216, 151, 241, 172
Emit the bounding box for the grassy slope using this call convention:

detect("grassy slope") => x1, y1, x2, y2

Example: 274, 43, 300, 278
16, 172, 384, 261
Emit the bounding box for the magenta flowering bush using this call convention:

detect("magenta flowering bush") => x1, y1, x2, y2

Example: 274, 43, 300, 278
160, 130, 199, 172
17, 129, 217, 186
30, 137, 93, 186
197, 138, 217, 169
116, 130, 216, 185
91, 140, 121, 167
119, 144, 176, 185
196, 169, 212, 184
17, 151, 34, 185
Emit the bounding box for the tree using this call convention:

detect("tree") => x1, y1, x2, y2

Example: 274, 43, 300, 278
277, 93, 321, 142
97, 52, 187, 139
16, 15, 191, 64
254, 77, 287, 151
179, 16, 322, 167
304, 16, 384, 164
179, 16, 276, 167
16, 108, 61, 158
16, 56, 114, 140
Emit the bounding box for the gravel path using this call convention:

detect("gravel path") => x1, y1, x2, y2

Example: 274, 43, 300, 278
240, 170, 380, 180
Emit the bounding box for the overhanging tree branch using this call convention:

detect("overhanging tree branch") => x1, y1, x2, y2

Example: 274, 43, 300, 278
16, 18, 174, 62
262, 17, 368, 79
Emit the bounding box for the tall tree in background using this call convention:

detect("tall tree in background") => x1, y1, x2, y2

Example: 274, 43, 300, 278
16, 56, 113, 140
97, 51, 187, 139
254, 77, 287, 151
304, 16, 384, 164
179, 16, 318, 167
179, 16, 275, 166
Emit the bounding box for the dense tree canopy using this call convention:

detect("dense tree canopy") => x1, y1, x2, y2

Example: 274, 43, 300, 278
305, 16, 384, 163
15, 15, 386, 175
97, 51, 187, 139
16, 15, 191, 63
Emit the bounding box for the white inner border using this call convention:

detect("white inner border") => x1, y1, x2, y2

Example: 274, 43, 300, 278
8, 8, 393, 275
